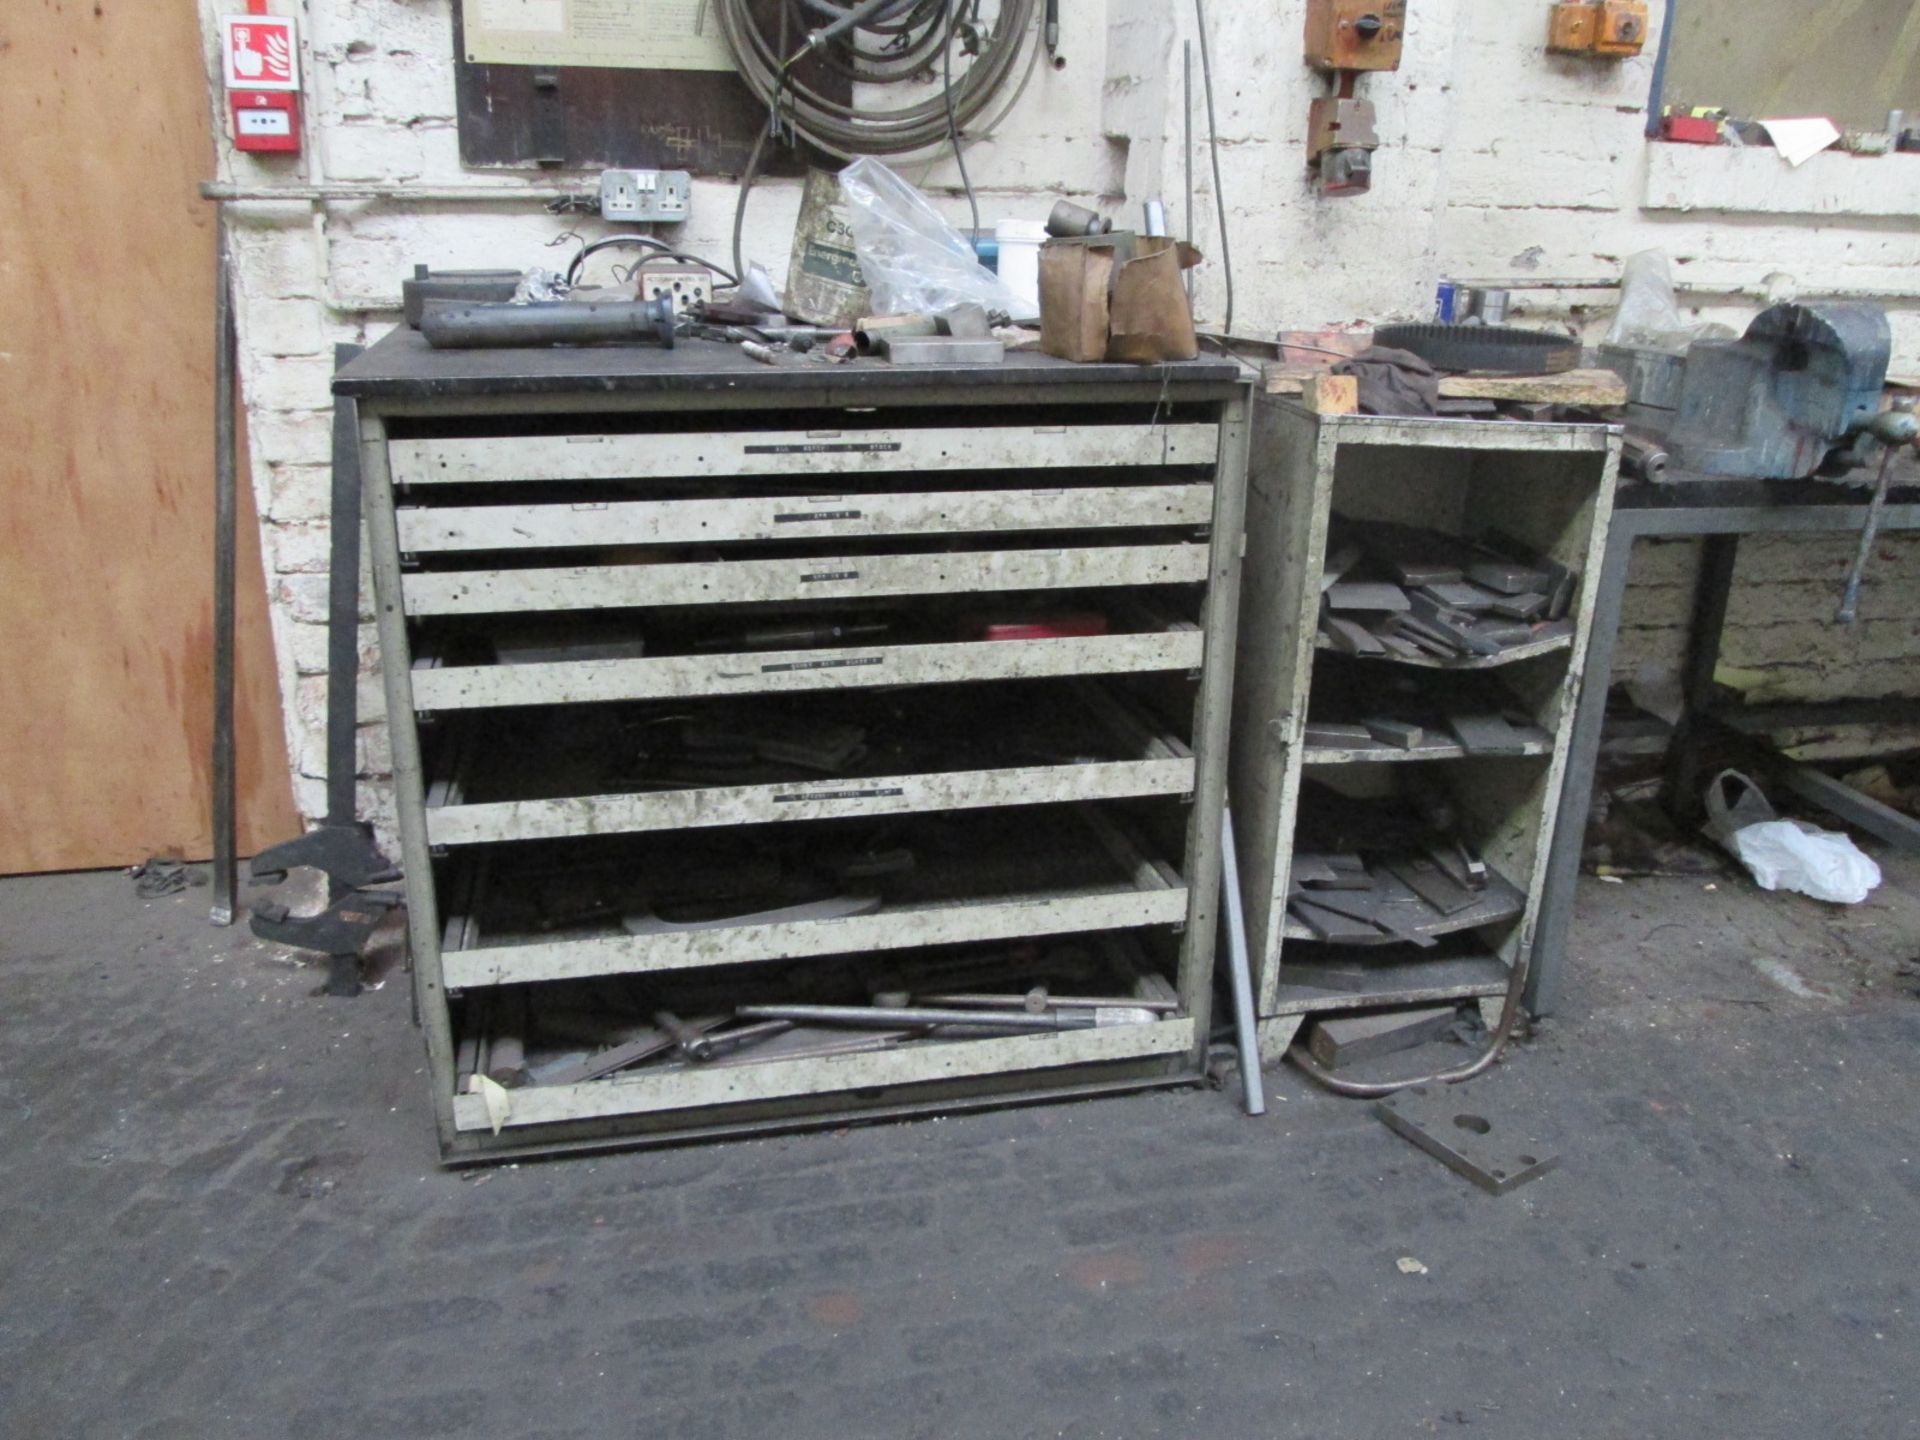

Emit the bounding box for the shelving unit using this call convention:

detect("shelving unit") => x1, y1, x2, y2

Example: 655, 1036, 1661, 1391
1228, 404, 1619, 1061
339, 334, 1250, 1161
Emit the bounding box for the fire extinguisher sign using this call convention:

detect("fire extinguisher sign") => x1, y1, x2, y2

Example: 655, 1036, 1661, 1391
221, 15, 299, 92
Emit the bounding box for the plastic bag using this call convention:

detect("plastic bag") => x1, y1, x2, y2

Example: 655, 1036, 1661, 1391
1605, 250, 1734, 350
1730, 822, 1882, 905
513, 267, 568, 304
1704, 770, 1882, 904
838, 156, 1036, 322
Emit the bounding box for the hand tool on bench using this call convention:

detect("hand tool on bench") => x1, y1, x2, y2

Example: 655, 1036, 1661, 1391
249, 344, 403, 999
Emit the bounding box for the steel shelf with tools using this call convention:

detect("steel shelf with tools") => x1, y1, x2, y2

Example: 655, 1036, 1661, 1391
1226, 404, 1620, 1062
338, 330, 1251, 1161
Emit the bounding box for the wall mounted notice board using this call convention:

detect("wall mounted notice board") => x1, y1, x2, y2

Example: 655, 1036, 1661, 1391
453, 0, 843, 175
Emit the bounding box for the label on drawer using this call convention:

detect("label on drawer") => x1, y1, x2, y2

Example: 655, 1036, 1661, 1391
775, 510, 861, 523
761, 656, 885, 674
774, 786, 905, 803
801, 570, 859, 583
745, 441, 902, 455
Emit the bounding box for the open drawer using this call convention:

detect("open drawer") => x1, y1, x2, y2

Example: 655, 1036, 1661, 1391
435, 804, 1189, 989
422, 679, 1194, 846
446, 928, 1196, 1137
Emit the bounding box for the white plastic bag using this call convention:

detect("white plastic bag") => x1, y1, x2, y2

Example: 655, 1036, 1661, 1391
1704, 770, 1882, 904
837, 156, 1037, 322
1605, 250, 1735, 350
1730, 822, 1881, 905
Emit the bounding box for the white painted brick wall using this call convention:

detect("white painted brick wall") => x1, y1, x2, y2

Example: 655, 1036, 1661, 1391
197, 0, 1920, 837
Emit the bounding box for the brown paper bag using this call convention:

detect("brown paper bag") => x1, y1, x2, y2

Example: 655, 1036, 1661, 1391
1038, 234, 1201, 364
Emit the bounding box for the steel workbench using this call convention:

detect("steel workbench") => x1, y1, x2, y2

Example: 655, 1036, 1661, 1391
1529, 472, 1920, 1014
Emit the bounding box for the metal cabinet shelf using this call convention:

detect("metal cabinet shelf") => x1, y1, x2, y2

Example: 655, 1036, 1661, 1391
341, 334, 1249, 1161
1228, 404, 1619, 1062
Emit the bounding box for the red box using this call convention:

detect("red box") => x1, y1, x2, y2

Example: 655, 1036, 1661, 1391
232, 90, 301, 153
1662, 115, 1721, 145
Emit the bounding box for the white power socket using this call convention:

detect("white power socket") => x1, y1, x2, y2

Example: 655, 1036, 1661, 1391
599, 168, 692, 223
635, 262, 715, 316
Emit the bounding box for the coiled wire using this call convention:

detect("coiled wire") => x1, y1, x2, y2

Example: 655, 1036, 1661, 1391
713, 0, 1038, 158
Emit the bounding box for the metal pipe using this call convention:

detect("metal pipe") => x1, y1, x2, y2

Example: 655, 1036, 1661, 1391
1644, 0, 1677, 139
1219, 808, 1266, 1116
1184, 41, 1194, 301
200, 181, 588, 204
1838, 447, 1897, 623
916, 992, 1182, 1012
1445, 275, 1914, 301
737, 1003, 1099, 1031
1287, 941, 1532, 1099
210, 211, 238, 928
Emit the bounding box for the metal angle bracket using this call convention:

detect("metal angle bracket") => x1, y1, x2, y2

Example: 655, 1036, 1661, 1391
1373, 1084, 1561, 1195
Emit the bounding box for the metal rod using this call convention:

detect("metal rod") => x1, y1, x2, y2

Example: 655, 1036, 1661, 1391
324, 345, 365, 846
210, 210, 238, 928
1645, 0, 1677, 138
1184, 40, 1194, 301
915, 992, 1182, 1013
1838, 446, 1897, 623
1219, 807, 1266, 1116
736, 1003, 1099, 1032
200, 181, 586, 204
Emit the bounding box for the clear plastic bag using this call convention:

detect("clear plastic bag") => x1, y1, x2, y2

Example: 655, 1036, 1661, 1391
1605, 250, 1735, 350
838, 156, 1037, 322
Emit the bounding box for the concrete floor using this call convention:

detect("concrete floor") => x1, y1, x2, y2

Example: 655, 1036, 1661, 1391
3, 851, 1918, 1440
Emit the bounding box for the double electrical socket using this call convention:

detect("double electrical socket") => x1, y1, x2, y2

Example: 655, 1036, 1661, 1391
598, 168, 692, 223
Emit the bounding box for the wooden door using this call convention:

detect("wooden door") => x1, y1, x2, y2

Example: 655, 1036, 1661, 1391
0, 2, 297, 872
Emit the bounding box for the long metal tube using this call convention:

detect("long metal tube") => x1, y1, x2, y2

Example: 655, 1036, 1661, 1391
1287, 940, 1532, 1098
201, 182, 586, 203
1184, 41, 1194, 301
210, 212, 238, 927
737, 1003, 1098, 1031
1219, 808, 1266, 1116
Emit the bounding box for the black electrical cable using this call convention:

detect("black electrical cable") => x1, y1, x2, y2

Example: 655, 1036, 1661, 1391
944, 2, 981, 242
1191, 0, 1234, 336
565, 235, 740, 289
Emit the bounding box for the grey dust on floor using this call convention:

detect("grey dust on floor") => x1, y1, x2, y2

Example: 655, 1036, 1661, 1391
1, 850, 1917, 1440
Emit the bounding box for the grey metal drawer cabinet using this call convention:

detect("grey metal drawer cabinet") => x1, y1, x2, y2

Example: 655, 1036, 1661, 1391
339, 335, 1250, 1161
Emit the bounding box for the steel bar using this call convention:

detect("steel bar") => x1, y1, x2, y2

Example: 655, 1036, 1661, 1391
914, 993, 1183, 1013
201, 182, 585, 204
325, 345, 366, 843
1837, 448, 1897, 624
210, 212, 238, 927
1220, 807, 1266, 1116
736, 1003, 1100, 1032
1662, 533, 1740, 824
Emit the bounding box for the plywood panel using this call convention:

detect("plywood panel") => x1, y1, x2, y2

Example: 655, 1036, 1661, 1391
0, 0, 297, 872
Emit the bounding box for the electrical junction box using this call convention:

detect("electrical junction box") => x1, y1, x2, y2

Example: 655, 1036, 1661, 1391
1594, 0, 1649, 56
1304, 0, 1406, 71
1547, 2, 1598, 53
232, 90, 301, 152
1549, 0, 1647, 56
599, 169, 693, 223
635, 262, 715, 316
